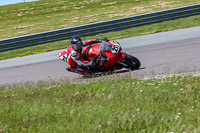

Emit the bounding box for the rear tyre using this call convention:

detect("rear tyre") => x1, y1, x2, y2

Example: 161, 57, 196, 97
124, 54, 141, 70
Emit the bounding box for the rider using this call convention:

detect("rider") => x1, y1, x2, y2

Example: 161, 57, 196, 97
59, 36, 109, 76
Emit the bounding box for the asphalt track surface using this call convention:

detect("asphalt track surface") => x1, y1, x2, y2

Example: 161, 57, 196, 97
0, 26, 200, 85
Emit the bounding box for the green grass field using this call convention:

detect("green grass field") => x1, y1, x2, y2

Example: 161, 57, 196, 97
0, 0, 200, 60
0, 0, 199, 39
0, 74, 199, 132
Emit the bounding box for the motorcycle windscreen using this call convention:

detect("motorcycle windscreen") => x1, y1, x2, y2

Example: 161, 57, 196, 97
100, 42, 112, 52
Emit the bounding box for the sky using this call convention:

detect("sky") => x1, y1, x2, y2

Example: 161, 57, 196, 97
0, 0, 38, 6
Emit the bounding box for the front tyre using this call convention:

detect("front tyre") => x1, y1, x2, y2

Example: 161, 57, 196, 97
124, 54, 141, 70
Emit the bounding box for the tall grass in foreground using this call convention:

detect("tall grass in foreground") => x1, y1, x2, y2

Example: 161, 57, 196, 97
0, 75, 199, 132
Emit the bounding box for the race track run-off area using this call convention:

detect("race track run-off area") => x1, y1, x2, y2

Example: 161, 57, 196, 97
0, 26, 200, 85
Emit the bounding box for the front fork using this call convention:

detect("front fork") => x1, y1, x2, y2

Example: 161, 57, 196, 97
116, 53, 129, 68
118, 52, 127, 62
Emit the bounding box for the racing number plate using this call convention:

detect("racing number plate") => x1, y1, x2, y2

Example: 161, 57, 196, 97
111, 43, 120, 53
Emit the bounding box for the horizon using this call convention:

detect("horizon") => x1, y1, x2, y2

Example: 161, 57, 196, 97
0, 0, 38, 6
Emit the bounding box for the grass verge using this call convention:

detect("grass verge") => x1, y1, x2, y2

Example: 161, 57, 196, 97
0, 0, 199, 39
0, 15, 200, 60
0, 74, 199, 132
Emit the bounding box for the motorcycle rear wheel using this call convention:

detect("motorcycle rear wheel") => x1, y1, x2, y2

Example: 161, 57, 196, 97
124, 54, 141, 70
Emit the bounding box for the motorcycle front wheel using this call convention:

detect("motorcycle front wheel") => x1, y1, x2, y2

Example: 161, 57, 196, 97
124, 54, 141, 70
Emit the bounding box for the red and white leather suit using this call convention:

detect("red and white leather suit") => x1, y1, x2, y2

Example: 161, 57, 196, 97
59, 39, 101, 76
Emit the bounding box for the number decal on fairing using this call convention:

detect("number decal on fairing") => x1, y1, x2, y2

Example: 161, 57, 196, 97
111, 44, 120, 53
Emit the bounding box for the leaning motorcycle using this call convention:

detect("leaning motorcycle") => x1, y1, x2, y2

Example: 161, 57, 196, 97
82, 41, 140, 75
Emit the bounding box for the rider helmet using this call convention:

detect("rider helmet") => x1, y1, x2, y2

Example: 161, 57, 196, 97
70, 36, 83, 52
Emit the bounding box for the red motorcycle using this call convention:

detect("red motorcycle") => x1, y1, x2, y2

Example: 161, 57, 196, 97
83, 40, 140, 74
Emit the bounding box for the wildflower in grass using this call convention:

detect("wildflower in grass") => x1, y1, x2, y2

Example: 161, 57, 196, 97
175, 115, 180, 119
147, 83, 155, 86
136, 108, 140, 112
107, 121, 111, 125
108, 94, 113, 100
87, 101, 90, 104
185, 84, 191, 87
175, 112, 181, 120
140, 90, 143, 92
194, 80, 197, 82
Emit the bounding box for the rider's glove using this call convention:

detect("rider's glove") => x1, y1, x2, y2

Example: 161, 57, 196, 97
99, 54, 108, 63
92, 60, 100, 66
102, 38, 109, 42
96, 38, 109, 43
93, 54, 108, 67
